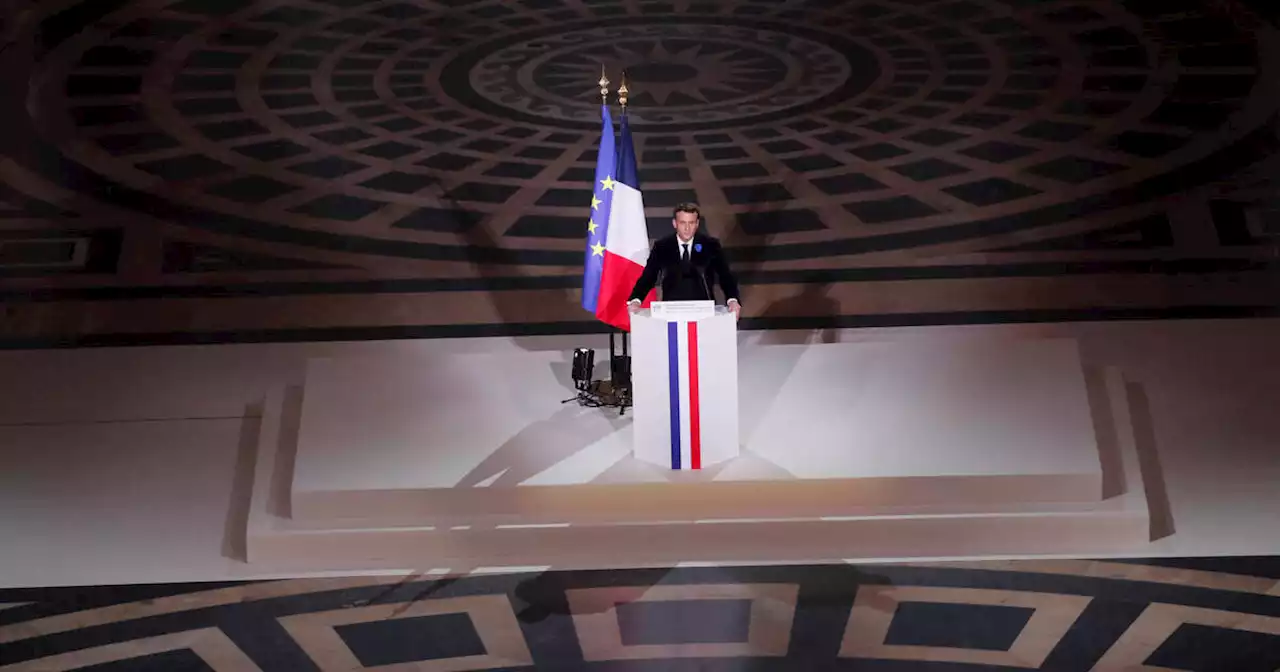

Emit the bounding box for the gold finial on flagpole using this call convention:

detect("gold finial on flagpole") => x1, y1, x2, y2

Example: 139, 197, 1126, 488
618, 69, 629, 109
599, 64, 610, 105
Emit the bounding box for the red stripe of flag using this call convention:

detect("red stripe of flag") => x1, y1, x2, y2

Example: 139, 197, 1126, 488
594, 251, 649, 330
687, 321, 701, 470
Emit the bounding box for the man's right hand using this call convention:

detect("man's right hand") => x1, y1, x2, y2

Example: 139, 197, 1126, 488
627, 300, 641, 313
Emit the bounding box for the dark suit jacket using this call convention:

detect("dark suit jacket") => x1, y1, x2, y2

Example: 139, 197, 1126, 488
628, 233, 741, 304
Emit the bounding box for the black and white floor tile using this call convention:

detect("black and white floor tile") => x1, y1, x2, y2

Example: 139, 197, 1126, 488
2, 558, 1279, 670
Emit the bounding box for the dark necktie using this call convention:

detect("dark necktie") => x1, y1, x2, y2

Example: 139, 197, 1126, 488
681, 243, 689, 262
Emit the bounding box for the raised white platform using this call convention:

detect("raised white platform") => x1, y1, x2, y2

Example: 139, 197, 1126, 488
289, 340, 1105, 524
248, 338, 1147, 570
8, 319, 1280, 588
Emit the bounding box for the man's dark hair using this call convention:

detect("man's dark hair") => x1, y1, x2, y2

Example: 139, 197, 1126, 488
672, 202, 700, 218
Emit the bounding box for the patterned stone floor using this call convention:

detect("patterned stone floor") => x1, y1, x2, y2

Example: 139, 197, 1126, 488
0, 0, 1278, 347
1, 558, 1279, 670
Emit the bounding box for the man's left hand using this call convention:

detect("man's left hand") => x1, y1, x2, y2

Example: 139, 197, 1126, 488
728, 299, 741, 319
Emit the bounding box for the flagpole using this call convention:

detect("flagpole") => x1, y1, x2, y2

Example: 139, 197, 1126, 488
598, 65, 620, 399
617, 69, 630, 366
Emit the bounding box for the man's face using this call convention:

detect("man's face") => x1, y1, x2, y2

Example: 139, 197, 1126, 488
673, 211, 699, 242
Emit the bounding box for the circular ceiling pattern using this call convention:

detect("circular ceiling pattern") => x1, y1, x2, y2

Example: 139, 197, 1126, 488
464, 23, 859, 126
14, 0, 1280, 266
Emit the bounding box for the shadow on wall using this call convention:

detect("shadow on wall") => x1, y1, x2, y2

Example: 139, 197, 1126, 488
1082, 365, 1128, 502
221, 400, 264, 563
718, 189, 765, 286
1081, 362, 1175, 542
222, 386, 305, 562
756, 282, 841, 344
714, 181, 847, 338
1126, 380, 1175, 542
424, 161, 590, 350
460, 203, 552, 347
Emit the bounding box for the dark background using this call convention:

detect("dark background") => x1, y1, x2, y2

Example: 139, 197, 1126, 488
0, 0, 1277, 346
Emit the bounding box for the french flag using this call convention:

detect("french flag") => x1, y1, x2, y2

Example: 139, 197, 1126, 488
664, 320, 704, 470
581, 106, 652, 331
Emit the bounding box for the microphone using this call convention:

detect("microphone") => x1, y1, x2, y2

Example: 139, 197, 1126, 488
693, 262, 712, 302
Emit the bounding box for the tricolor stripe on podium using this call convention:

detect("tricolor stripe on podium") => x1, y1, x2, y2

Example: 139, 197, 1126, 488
666, 321, 702, 470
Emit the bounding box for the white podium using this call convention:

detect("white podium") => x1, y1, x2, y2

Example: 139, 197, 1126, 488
630, 302, 740, 470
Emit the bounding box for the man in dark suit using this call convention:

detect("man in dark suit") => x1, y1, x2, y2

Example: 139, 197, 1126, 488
627, 202, 741, 318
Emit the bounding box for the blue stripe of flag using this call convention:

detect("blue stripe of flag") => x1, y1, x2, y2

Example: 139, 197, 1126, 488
581, 105, 616, 314
616, 112, 640, 191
